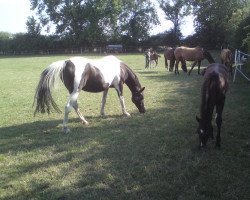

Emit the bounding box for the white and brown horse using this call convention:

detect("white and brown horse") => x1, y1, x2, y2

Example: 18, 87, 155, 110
149, 51, 161, 67
174, 46, 215, 75
34, 56, 146, 133
196, 63, 229, 148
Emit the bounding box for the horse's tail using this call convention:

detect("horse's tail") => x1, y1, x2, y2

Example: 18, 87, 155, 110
33, 60, 66, 115
204, 50, 215, 64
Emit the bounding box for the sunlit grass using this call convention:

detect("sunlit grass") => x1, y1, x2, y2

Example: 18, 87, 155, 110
0, 53, 249, 199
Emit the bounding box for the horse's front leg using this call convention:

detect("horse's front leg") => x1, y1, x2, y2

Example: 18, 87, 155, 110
188, 61, 198, 75
115, 85, 130, 117
100, 89, 109, 116
215, 97, 225, 147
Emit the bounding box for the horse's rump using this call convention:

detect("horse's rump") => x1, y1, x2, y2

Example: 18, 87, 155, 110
203, 64, 229, 94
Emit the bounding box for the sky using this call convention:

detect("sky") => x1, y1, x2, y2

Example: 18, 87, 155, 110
0, 0, 195, 37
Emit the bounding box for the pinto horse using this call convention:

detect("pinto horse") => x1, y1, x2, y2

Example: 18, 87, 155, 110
174, 46, 215, 75
220, 48, 233, 76
34, 55, 146, 133
149, 51, 161, 68
164, 47, 175, 71
196, 63, 229, 148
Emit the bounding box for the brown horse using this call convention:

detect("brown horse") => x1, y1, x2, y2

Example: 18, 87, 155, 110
220, 49, 233, 75
196, 63, 229, 148
174, 46, 215, 75
149, 51, 161, 68
164, 47, 175, 71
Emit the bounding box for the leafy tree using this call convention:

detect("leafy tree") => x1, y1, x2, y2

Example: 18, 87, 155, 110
119, 0, 159, 46
26, 16, 41, 36
191, 0, 247, 48
158, 0, 191, 44
29, 0, 158, 47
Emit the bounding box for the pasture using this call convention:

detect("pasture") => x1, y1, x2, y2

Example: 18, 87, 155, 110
0, 54, 249, 200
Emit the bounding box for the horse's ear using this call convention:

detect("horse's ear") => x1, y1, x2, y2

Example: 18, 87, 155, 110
196, 116, 200, 122
139, 87, 145, 93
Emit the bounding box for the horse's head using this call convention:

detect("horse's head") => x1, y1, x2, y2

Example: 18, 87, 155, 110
196, 116, 213, 147
132, 87, 146, 113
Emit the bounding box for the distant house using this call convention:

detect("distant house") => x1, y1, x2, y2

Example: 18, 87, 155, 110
106, 44, 123, 53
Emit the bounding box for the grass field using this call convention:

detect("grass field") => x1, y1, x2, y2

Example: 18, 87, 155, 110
0, 53, 249, 200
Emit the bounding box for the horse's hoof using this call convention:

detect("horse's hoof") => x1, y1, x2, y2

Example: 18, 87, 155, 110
63, 127, 70, 134
81, 120, 89, 125
124, 112, 131, 117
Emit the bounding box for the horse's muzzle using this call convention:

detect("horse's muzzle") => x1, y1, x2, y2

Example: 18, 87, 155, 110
139, 108, 146, 113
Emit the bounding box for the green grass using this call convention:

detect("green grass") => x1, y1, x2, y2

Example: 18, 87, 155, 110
0, 54, 249, 200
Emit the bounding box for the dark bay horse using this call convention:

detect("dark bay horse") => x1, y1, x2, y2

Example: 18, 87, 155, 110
164, 47, 175, 71
34, 56, 146, 133
220, 48, 233, 75
174, 46, 215, 75
196, 63, 229, 147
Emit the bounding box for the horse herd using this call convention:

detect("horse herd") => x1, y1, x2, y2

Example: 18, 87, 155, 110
146, 46, 233, 76
33, 47, 232, 148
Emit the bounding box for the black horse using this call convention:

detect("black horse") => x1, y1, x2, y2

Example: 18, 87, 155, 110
196, 63, 229, 147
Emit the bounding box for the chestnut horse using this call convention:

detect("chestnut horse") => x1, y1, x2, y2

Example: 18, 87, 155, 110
34, 56, 146, 133
174, 46, 215, 75
164, 47, 175, 71
220, 48, 233, 75
196, 63, 229, 147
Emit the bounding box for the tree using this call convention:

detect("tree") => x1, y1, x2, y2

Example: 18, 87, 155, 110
26, 16, 41, 36
29, 0, 158, 47
158, 0, 191, 44
119, 0, 159, 46
191, 0, 247, 48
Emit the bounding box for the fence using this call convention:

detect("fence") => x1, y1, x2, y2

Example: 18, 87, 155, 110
0, 46, 165, 56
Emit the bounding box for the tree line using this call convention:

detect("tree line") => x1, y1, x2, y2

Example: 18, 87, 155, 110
0, 0, 249, 55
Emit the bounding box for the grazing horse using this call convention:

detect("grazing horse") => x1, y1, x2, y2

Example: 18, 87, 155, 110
34, 55, 146, 133
164, 47, 175, 71
149, 51, 161, 67
196, 63, 229, 148
174, 46, 215, 75
220, 49, 233, 76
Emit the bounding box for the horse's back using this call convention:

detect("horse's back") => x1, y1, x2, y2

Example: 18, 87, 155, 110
174, 46, 203, 61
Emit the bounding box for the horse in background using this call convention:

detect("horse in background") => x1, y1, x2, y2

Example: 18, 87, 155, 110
150, 51, 161, 68
144, 49, 151, 69
196, 63, 229, 148
220, 48, 233, 76
164, 47, 175, 71
34, 55, 146, 133
174, 46, 215, 75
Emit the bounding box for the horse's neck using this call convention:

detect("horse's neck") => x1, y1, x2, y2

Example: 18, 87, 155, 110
200, 82, 215, 122
123, 65, 140, 94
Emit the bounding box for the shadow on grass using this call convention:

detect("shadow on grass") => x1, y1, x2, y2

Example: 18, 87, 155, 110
1, 69, 249, 200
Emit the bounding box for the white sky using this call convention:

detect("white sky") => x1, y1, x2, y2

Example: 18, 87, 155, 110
0, 0, 195, 37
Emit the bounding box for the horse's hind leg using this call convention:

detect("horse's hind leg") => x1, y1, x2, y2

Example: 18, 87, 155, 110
63, 92, 88, 133
215, 96, 225, 147
175, 60, 179, 75
197, 61, 201, 74
188, 61, 198, 75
